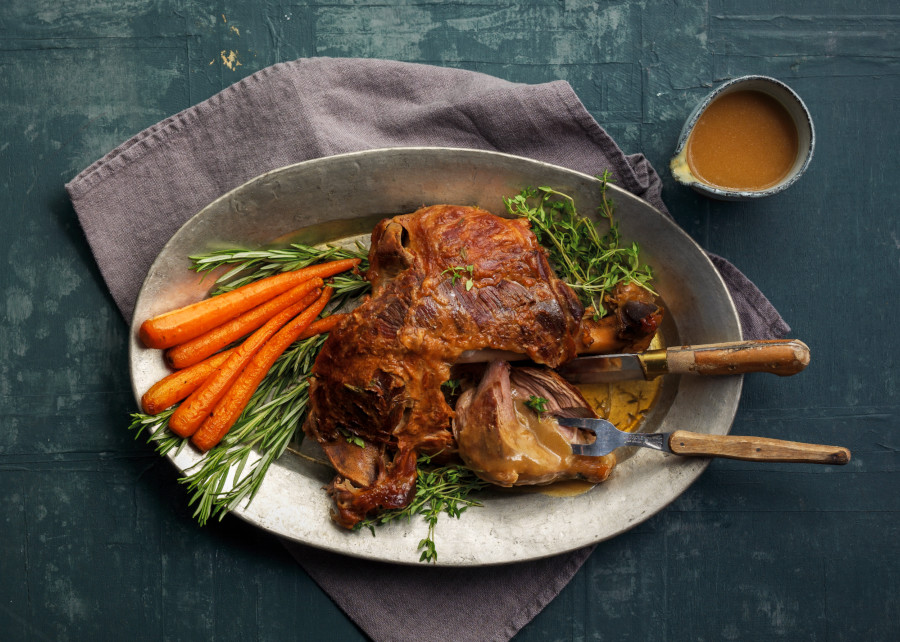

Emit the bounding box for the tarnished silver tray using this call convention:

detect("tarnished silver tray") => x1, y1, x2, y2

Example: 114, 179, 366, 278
130, 147, 742, 566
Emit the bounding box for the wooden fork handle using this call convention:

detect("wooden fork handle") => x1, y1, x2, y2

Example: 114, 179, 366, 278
668, 430, 851, 465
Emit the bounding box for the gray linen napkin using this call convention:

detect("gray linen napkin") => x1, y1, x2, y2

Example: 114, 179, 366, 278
66, 57, 789, 642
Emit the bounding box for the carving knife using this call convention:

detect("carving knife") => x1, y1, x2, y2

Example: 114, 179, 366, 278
554, 339, 810, 384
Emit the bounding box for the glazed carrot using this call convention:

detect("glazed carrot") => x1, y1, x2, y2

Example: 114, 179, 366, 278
164, 280, 323, 369
139, 258, 360, 349
142, 313, 340, 417
167, 290, 321, 438
191, 288, 334, 451
140, 349, 234, 415
140, 271, 308, 349
288, 257, 361, 280
303, 312, 344, 336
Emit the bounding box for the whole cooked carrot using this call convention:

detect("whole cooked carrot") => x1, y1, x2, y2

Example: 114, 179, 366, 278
302, 312, 344, 336
140, 349, 234, 415
167, 289, 322, 438
191, 288, 334, 451
142, 314, 343, 417
139, 258, 360, 349
164, 280, 323, 369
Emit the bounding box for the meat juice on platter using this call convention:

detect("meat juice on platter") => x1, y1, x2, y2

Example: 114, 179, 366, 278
303, 204, 664, 527
542, 338, 664, 497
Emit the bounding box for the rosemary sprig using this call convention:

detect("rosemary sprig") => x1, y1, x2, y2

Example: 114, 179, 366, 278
190, 242, 370, 296
181, 333, 327, 524
129, 241, 372, 525
129, 334, 328, 524
355, 454, 490, 563
127, 408, 186, 456
503, 171, 655, 317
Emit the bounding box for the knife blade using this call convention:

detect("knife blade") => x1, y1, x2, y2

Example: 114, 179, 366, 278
555, 415, 850, 464
555, 339, 810, 384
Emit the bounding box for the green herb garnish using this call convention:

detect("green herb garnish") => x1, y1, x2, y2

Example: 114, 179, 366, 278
504, 171, 655, 318
129, 334, 328, 525
442, 264, 475, 291
355, 454, 490, 563
190, 242, 371, 299
525, 395, 549, 414
127, 408, 184, 456
340, 429, 367, 448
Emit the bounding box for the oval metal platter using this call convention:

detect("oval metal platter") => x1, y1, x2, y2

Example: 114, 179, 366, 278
130, 147, 742, 566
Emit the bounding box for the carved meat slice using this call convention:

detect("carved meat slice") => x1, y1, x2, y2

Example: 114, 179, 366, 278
453, 361, 616, 486
304, 204, 659, 527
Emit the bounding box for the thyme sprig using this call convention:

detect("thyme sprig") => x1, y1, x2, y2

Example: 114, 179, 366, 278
442, 264, 475, 291
355, 454, 490, 563
525, 395, 549, 414
504, 171, 655, 318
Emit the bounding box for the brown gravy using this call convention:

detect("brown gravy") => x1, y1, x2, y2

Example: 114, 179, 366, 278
686, 90, 799, 191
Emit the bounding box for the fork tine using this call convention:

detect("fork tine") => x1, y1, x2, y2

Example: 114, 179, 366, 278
555, 415, 632, 457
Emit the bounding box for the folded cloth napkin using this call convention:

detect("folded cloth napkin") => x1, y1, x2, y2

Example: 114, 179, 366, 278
66, 57, 789, 642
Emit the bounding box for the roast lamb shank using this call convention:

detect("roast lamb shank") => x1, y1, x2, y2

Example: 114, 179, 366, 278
304, 204, 661, 528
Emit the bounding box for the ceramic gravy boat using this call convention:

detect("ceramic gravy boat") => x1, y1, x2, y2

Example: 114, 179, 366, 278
670, 75, 815, 201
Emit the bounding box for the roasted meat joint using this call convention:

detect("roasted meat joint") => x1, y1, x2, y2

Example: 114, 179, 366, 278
303, 204, 662, 527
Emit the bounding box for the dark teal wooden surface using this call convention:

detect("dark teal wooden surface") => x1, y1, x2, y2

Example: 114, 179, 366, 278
1, 2, 897, 640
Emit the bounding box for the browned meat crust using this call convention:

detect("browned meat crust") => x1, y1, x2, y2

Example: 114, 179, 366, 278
304, 204, 659, 527
580, 282, 664, 355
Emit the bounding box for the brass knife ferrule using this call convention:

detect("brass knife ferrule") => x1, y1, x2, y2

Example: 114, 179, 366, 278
639, 349, 669, 379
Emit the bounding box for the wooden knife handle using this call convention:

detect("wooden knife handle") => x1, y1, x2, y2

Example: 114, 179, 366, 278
668, 430, 850, 465
661, 340, 810, 377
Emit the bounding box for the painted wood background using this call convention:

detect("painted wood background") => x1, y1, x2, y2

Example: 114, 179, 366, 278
1, 1, 897, 639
